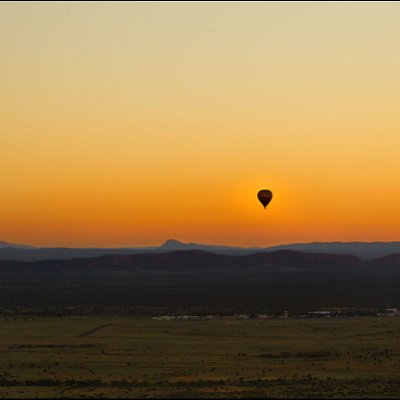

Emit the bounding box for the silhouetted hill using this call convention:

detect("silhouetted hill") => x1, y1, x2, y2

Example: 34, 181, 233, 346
267, 242, 400, 259
161, 239, 189, 250
160, 239, 249, 253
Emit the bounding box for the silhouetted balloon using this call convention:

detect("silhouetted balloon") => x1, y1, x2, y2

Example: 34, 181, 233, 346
257, 189, 273, 209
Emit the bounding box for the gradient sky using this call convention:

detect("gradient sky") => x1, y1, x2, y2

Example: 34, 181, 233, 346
1, 1, 400, 247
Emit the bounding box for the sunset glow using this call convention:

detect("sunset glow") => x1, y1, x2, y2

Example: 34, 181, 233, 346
1, 2, 400, 247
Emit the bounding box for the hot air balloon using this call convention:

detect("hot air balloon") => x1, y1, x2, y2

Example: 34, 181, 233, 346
257, 189, 273, 209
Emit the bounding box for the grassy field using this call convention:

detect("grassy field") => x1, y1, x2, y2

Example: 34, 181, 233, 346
1, 317, 400, 398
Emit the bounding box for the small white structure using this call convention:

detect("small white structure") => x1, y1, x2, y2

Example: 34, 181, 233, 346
386, 308, 400, 317
308, 311, 331, 317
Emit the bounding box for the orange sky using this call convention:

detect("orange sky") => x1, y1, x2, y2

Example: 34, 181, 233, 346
1, 2, 400, 247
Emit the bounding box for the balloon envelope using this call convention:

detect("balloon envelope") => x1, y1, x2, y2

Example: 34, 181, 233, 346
257, 189, 273, 209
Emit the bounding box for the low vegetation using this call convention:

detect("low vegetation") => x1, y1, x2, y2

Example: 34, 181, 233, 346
1, 317, 400, 398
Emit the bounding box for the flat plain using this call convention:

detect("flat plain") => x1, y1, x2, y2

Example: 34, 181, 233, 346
1, 317, 400, 398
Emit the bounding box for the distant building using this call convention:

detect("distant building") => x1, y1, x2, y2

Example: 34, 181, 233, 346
308, 311, 331, 317
386, 308, 400, 317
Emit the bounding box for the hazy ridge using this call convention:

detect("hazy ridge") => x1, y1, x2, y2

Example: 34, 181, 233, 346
2, 239, 400, 261
1, 248, 400, 273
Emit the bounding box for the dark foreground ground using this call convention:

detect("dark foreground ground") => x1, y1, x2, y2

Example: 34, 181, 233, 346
1, 317, 400, 398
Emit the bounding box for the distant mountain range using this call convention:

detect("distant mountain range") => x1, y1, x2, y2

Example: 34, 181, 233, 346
2, 249, 400, 315
161, 239, 400, 259
0, 241, 35, 249
1, 238, 400, 261
0, 249, 393, 272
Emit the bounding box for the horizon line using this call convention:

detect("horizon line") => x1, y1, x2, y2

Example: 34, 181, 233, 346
2, 238, 400, 250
